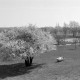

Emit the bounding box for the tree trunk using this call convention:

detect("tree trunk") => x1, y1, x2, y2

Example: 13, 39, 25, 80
74, 40, 77, 49
25, 57, 33, 67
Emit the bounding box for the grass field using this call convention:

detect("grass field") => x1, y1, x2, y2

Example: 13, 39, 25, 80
1, 45, 80, 80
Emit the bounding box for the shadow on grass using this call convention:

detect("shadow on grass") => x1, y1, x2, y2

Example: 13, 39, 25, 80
0, 62, 45, 79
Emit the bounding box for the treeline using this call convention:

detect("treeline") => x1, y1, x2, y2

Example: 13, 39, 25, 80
41, 21, 80, 45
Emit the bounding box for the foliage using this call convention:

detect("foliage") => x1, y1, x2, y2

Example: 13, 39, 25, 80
15, 26, 57, 53
0, 26, 57, 62
0, 32, 9, 42
27, 26, 57, 52
4, 28, 19, 40
0, 40, 30, 61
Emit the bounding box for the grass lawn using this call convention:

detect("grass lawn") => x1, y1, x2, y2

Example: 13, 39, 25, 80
1, 45, 80, 80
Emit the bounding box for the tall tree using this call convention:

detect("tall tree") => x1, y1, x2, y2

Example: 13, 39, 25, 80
69, 21, 79, 37
53, 24, 62, 45
63, 23, 69, 37
62, 23, 69, 45
69, 21, 80, 49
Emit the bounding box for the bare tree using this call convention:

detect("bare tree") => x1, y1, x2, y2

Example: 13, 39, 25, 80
63, 23, 69, 37
69, 21, 80, 49
69, 21, 79, 38
53, 24, 62, 45
62, 23, 69, 45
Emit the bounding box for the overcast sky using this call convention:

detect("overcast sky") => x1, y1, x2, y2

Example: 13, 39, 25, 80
0, 0, 80, 27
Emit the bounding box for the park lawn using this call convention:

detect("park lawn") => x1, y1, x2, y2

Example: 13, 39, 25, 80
1, 45, 80, 80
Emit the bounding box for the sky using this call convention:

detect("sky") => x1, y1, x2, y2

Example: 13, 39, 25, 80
0, 0, 80, 27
